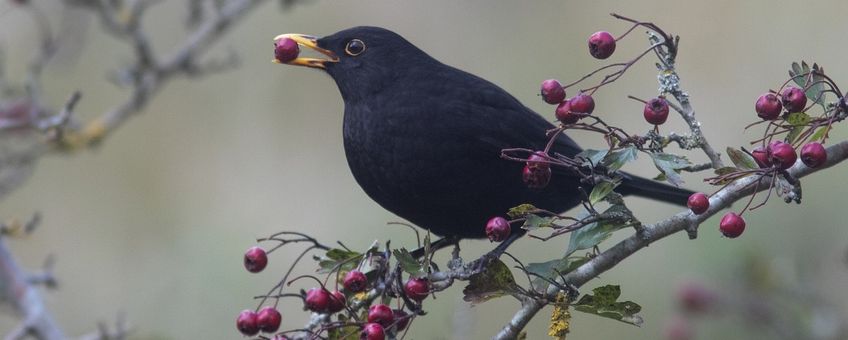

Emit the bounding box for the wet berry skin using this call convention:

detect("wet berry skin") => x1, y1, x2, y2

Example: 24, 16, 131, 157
485, 216, 511, 242
644, 97, 670, 125
687, 193, 709, 215
540, 79, 566, 104
800, 142, 826, 168
719, 212, 745, 238
755, 93, 782, 120
244, 246, 268, 273
588, 31, 616, 59
236, 310, 260, 336
274, 37, 300, 63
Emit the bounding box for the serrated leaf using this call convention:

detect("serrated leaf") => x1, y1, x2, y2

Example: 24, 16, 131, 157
786, 112, 812, 126
392, 248, 425, 278
522, 214, 555, 231
602, 146, 637, 172
525, 256, 590, 292
507, 204, 537, 218
577, 149, 609, 167
650, 152, 691, 186
726, 147, 758, 170
462, 258, 518, 305
789, 61, 827, 109
809, 126, 828, 141
565, 205, 632, 256
589, 179, 621, 205
317, 248, 363, 274
714, 166, 740, 176
573, 285, 643, 327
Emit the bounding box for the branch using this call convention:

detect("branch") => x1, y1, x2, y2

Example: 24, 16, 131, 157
494, 141, 848, 339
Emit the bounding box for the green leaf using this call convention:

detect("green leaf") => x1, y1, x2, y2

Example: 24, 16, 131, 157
602, 146, 637, 171
565, 204, 632, 256
726, 147, 758, 170
809, 126, 828, 141
317, 248, 363, 274
786, 126, 804, 145
589, 179, 621, 205
525, 256, 590, 292
714, 166, 740, 176
462, 258, 518, 305
573, 285, 644, 327
786, 112, 812, 126
392, 248, 425, 278
328, 314, 361, 339
650, 152, 691, 186
576, 149, 609, 167
522, 214, 555, 231
789, 61, 827, 109
507, 204, 537, 218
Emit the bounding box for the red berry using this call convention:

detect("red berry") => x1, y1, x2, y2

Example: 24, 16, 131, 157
236, 310, 260, 336
755, 93, 782, 120
362, 323, 386, 340
588, 31, 616, 59
404, 277, 430, 302
686, 193, 709, 215
540, 79, 566, 104
244, 246, 268, 273
367, 304, 394, 327
751, 146, 770, 168
327, 290, 346, 313
780, 86, 807, 112
392, 309, 410, 331
719, 212, 745, 238
569, 93, 595, 114
555, 100, 579, 124
343, 270, 368, 293
522, 165, 551, 189
485, 216, 511, 242
305, 288, 331, 313
643, 97, 670, 125
800, 142, 826, 168
256, 307, 282, 333
768, 141, 797, 170
676, 281, 717, 314
274, 37, 300, 63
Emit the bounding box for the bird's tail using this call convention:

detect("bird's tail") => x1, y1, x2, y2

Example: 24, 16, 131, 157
617, 172, 695, 207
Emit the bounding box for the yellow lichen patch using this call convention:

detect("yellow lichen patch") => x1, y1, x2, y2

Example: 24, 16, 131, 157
548, 292, 571, 339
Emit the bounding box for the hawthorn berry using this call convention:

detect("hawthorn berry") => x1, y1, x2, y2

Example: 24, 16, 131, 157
256, 307, 282, 333
404, 277, 430, 302
236, 310, 260, 336
555, 100, 580, 124
485, 216, 511, 242
751, 146, 769, 168
540, 79, 566, 104
304, 288, 331, 312
367, 304, 394, 327
643, 97, 670, 125
719, 212, 745, 238
569, 93, 595, 115
362, 323, 386, 340
393, 309, 410, 331
588, 31, 616, 59
244, 246, 268, 273
686, 193, 709, 215
755, 93, 782, 120
780, 86, 807, 112
768, 141, 797, 170
327, 290, 346, 313
274, 37, 300, 63
343, 270, 368, 293
522, 152, 551, 189
800, 142, 826, 168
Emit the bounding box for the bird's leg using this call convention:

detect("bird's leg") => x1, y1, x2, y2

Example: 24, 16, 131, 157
409, 236, 459, 259
465, 231, 525, 275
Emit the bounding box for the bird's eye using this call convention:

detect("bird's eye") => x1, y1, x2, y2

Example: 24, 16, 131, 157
345, 39, 366, 56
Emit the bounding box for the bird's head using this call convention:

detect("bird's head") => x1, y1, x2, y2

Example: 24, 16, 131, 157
273, 26, 436, 102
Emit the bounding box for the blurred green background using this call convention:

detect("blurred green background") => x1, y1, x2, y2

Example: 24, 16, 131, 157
1, 0, 847, 339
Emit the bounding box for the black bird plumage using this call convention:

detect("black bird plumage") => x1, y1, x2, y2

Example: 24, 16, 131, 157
280, 26, 694, 239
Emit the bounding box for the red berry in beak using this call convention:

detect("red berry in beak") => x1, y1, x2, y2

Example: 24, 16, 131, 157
274, 37, 300, 63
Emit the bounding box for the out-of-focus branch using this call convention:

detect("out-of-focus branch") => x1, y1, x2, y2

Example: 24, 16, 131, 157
493, 141, 848, 339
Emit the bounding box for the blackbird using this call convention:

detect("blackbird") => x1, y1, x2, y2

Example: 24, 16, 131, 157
274, 27, 694, 245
